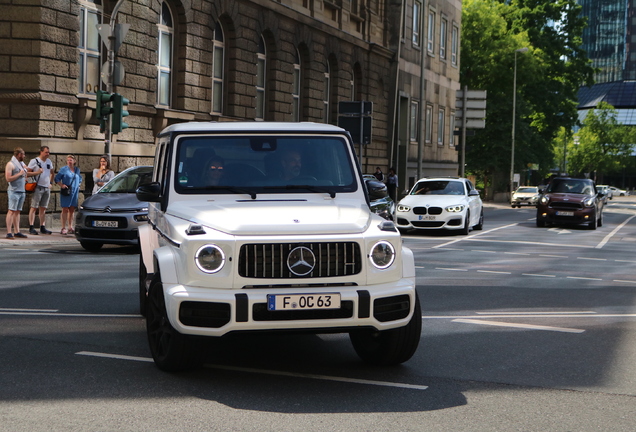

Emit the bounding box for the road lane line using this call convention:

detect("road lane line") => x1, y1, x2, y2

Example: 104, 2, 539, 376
0, 312, 140, 318
477, 270, 511, 274
540, 254, 568, 258
415, 266, 425, 269
75, 351, 429, 391
522, 273, 556, 277
0, 308, 58, 312
596, 214, 636, 249
425, 313, 636, 319
466, 239, 595, 248
577, 257, 607, 261
475, 311, 597, 315
504, 252, 531, 256
435, 267, 467, 271
473, 250, 497, 253
452, 318, 585, 333
432, 223, 518, 248
566, 276, 603, 281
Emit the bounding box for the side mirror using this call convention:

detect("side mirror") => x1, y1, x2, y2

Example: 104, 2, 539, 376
468, 189, 480, 197
136, 182, 161, 202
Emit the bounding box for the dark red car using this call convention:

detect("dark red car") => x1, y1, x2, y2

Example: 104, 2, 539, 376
536, 177, 605, 230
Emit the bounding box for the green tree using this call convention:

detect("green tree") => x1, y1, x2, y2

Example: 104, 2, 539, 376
460, 0, 594, 195
568, 102, 636, 182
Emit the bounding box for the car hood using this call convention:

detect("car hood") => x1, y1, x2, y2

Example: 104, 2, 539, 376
167, 199, 372, 235
81, 193, 148, 211
545, 193, 590, 202
513, 192, 538, 198
398, 195, 468, 207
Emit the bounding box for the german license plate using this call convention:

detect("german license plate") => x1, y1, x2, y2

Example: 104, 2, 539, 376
556, 211, 574, 216
93, 220, 118, 228
418, 215, 436, 221
267, 293, 341, 311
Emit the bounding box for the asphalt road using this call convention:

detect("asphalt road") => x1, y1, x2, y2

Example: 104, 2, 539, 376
1, 197, 635, 431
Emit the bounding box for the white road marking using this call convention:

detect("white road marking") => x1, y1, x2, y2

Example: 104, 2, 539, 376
577, 257, 607, 261
596, 214, 636, 249
0, 308, 58, 312
452, 318, 585, 333
566, 276, 602, 281
432, 223, 518, 248
0, 311, 140, 318
475, 311, 597, 315
472, 250, 497, 253
75, 351, 429, 391
466, 239, 595, 248
504, 252, 531, 256
614, 280, 636, 284
415, 266, 425, 269
425, 313, 636, 319
477, 270, 511, 274
522, 273, 556, 277
540, 254, 568, 258
435, 267, 468, 271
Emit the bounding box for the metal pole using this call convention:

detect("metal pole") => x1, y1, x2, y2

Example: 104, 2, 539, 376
510, 50, 518, 196
105, 0, 127, 160
460, 85, 467, 178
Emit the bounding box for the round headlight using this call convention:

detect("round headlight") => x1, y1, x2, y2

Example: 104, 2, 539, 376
445, 204, 465, 213
195, 244, 225, 274
397, 204, 410, 212
369, 241, 395, 269
539, 196, 549, 205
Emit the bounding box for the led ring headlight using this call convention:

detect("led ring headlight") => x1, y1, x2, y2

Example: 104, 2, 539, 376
195, 244, 225, 273
369, 241, 396, 269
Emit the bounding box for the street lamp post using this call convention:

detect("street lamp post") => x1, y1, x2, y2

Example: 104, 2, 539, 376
510, 47, 528, 195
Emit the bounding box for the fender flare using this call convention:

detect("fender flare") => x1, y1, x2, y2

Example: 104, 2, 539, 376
401, 246, 416, 280
153, 245, 179, 285
138, 224, 158, 275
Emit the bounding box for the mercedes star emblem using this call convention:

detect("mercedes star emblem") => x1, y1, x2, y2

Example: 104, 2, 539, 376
287, 246, 316, 276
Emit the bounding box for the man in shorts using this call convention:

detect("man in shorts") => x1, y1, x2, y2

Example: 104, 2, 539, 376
5, 148, 42, 239
27, 146, 55, 235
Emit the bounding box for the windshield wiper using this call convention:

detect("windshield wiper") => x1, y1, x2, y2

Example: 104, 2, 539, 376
197, 185, 257, 199
284, 185, 336, 198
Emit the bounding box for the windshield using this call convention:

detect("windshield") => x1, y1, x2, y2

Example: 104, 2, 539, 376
516, 187, 538, 193
546, 179, 595, 196
99, 167, 153, 193
174, 134, 357, 195
410, 180, 465, 196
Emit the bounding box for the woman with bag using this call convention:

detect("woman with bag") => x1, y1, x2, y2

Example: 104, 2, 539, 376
54, 154, 82, 235
92, 155, 115, 194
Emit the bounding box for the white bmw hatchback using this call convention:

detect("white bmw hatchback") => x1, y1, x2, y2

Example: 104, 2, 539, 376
396, 177, 483, 234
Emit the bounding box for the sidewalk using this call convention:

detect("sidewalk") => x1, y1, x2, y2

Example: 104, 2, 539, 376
0, 229, 79, 246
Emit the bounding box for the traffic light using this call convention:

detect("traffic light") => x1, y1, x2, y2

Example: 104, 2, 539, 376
111, 93, 130, 134
96, 90, 114, 133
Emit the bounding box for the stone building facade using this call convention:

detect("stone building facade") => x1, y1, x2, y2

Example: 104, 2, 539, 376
0, 0, 461, 224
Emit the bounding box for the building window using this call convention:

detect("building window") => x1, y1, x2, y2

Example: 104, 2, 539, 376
438, 108, 445, 145
425, 104, 433, 143
157, 1, 173, 107
412, 0, 422, 47
450, 110, 455, 146
256, 36, 266, 120
323, 62, 330, 123
292, 48, 301, 122
427, 11, 435, 54
451, 25, 459, 66
211, 22, 224, 115
440, 18, 447, 59
78, 0, 101, 95
410, 101, 419, 141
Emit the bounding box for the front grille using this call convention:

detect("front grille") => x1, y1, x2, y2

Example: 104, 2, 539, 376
412, 206, 443, 215
238, 242, 362, 279
412, 221, 445, 228
252, 301, 354, 321
550, 202, 583, 210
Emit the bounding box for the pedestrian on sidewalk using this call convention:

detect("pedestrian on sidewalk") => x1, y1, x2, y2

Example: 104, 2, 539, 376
27, 145, 55, 235
5, 147, 43, 239
92, 155, 115, 194
54, 154, 82, 235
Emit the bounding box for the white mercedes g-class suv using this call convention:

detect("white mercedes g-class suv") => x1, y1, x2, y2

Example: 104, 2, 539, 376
137, 122, 420, 371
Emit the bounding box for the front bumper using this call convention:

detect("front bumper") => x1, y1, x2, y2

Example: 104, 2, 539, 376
162, 278, 417, 336
537, 206, 594, 224
396, 211, 465, 230
75, 211, 147, 245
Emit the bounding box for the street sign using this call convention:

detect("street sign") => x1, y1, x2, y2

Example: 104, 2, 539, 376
456, 90, 487, 99
455, 119, 485, 129
455, 99, 487, 109
101, 60, 125, 86
456, 109, 486, 119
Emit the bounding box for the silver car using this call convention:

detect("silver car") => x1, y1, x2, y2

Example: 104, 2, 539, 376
75, 166, 153, 251
511, 186, 539, 208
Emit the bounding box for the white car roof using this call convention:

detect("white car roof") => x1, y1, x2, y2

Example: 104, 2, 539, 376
160, 121, 347, 135
415, 177, 465, 182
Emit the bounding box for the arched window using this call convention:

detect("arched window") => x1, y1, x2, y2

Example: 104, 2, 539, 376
292, 48, 301, 122
211, 21, 224, 114
255, 36, 266, 120
78, 0, 101, 95
323, 61, 330, 123
157, 1, 173, 106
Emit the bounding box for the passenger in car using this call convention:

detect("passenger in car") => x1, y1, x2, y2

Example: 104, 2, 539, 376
203, 156, 225, 186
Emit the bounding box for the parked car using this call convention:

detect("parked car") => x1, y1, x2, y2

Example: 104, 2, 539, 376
395, 177, 483, 235
511, 186, 539, 208
596, 185, 612, 201
364, 176, 395, 221
137, 122, 420, 371
536, 177, 604, 229
75, 166, 153, 251
609, 186, 629, 196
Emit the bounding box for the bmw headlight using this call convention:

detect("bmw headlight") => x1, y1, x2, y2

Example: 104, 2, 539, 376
369, 241, 395, 269
397, 204, 410, 212
195, 244, 225, 273
445, 204, 465, 212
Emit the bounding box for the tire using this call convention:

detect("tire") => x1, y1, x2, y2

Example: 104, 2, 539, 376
474, 209, 484, 230
80, 241, 103, 251
460, 212, 470, 235
146, 273, 202, 372
349, 292, 422, 366
139, 253, 148, 317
